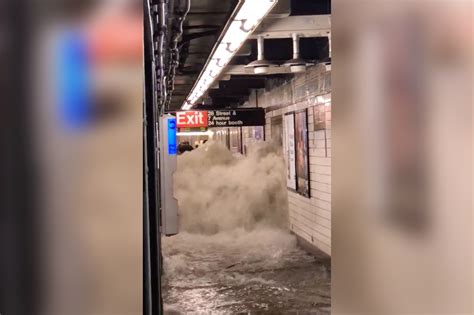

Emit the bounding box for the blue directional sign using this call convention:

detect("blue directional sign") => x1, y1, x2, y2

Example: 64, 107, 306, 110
167, 118, 177, 155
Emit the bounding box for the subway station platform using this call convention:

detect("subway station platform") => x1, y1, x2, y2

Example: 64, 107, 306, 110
162, 230, 330, 314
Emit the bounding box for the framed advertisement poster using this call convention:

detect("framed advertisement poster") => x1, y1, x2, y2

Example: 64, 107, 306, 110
229, 127, 242, 154
295, 109, 310, 197
284, 113, 296, 190
271, 116, 283, 146
313, 104, 326, 131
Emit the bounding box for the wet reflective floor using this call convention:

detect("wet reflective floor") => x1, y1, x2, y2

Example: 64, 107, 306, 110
162, 229, 331, 314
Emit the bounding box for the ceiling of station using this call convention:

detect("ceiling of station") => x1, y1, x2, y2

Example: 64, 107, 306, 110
168, 0, 237, 109
168, 0, 331, 111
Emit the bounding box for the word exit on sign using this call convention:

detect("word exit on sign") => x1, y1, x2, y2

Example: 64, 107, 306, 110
176, 111, 208, 128
175, 108, 265, 128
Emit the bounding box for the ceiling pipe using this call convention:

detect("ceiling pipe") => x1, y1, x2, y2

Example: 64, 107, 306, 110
165, 0, 191, 109
244, 36, 278, 74
282, 33, 313, 73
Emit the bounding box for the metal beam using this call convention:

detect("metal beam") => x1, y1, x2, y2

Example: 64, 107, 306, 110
250, 15, 331, 39
173, 75, 195, 84
143, 0, 162, 314
224, 64, 293, 75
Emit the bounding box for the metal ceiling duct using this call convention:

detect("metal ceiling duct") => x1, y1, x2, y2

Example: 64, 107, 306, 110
282, 33, 313, 73
244, 36, 278, 74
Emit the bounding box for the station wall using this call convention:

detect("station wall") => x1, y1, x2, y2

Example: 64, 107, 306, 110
245, 65, 332, 255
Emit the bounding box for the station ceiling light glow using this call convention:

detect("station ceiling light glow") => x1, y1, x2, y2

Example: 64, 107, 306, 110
176, 130, 214, 136
181, 0, 278, 110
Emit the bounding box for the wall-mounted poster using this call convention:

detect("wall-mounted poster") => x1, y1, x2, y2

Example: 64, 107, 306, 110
284, 113, 296, 190
254, 126, 264, 141
313, 104, 327, 131
229, 127, 242, 154
295, 109, 310, 197
271, 116, 283, 146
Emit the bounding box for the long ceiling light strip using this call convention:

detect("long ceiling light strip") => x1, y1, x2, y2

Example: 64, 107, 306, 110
181, 0, 278, 110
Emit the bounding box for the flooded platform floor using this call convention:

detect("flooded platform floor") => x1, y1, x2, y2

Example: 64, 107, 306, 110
162, 229, 331, 314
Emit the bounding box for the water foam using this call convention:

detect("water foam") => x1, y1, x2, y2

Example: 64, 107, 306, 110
173, 140, 289, 234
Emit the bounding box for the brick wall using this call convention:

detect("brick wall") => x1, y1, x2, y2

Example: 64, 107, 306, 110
250, 65, 332, 255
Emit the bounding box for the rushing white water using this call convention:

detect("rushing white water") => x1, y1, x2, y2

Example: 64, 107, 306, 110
173, 140, 289, 234
162, 228, 299, 277
162, 140, 331, 313
161, 226, 331, 314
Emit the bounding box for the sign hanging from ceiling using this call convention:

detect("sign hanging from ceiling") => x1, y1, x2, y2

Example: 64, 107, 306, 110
176, 108, 265, 128
176, 108, 265, 129
207, 108, 265, 127
176, 111, 208, 128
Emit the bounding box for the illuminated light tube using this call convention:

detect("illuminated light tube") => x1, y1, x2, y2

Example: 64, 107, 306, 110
181, 0, 278, 110
176, 130, 214, 136
182, 103, 192, 110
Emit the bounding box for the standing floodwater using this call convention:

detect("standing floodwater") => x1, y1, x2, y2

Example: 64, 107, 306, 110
162, 229, 330, 313
162, 141, 331, 313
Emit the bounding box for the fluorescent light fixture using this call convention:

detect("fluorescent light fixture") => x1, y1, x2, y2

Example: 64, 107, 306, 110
182, 103, 192, 110
176, 130, 214, 136
282, 33, 313, 73
245, 36, 278, 74
181, 0, 278, 110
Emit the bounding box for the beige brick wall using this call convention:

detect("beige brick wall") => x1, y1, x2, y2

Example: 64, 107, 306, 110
256, 65, 332, 255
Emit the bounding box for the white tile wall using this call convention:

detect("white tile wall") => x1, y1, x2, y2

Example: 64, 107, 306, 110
261, 65, 332, 256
